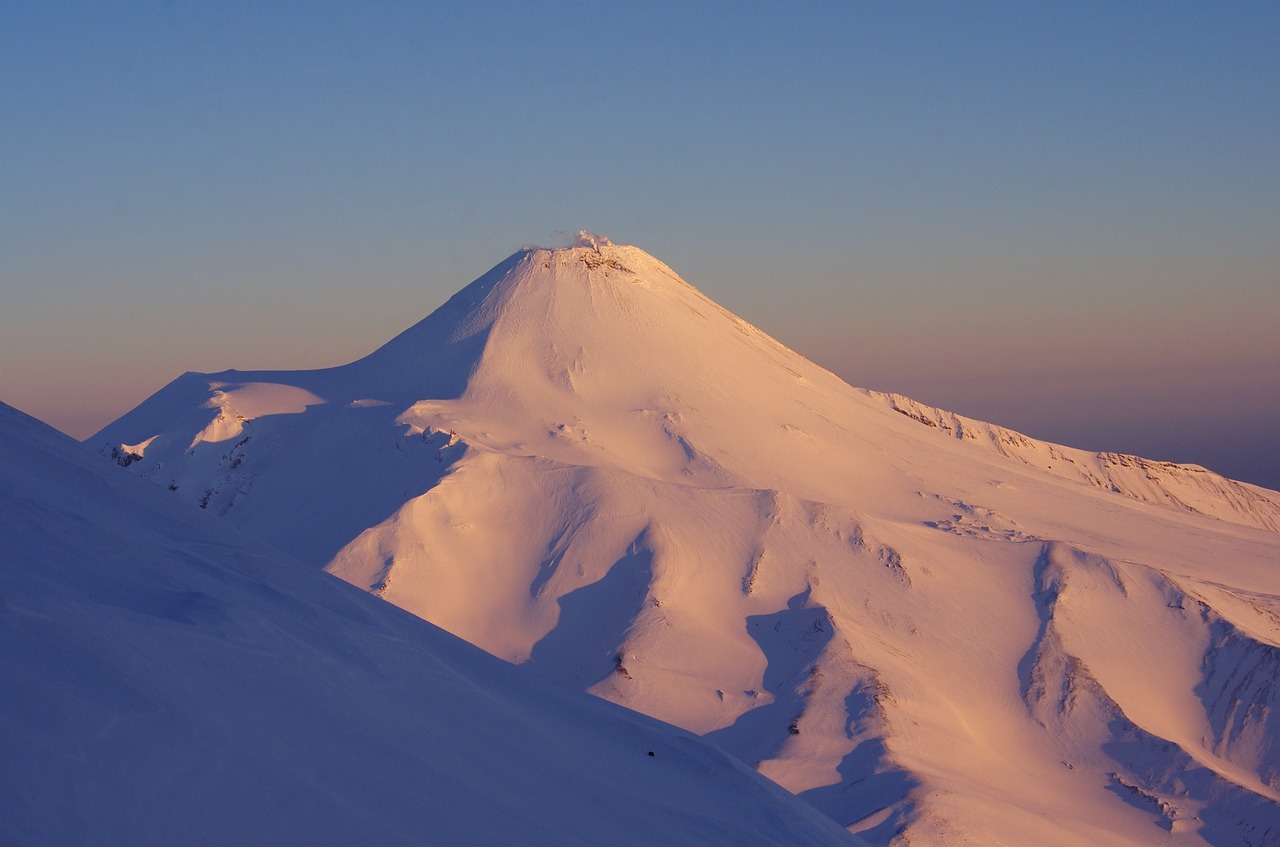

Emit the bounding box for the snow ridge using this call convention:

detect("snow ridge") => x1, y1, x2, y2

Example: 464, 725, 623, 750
876, 391, 1280, 532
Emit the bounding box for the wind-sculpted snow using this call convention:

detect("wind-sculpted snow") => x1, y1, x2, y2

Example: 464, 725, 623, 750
93, 241, 1280, 846
0, 402, 858, 847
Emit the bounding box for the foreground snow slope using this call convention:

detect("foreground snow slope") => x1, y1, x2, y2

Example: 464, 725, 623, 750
0, 402, 857, 847
95, 241, 1280, 846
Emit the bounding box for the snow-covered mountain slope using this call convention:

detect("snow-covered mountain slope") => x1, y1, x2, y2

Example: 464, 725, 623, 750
0, 402, 858, 847
876, 392, 1280, 532
93, 239, 1280, 846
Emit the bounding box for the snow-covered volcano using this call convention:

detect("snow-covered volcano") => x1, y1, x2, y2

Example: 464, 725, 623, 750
95, 240, 1280, 846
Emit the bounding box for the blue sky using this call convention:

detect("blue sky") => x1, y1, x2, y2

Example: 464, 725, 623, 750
3, 2, 1278, 487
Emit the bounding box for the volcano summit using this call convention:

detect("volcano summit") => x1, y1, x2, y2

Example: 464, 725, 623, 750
96, 240, 1280, 846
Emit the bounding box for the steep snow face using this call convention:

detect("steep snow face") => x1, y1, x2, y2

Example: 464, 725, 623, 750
0, 402, 857, 847
368, 243, 874, 493
94, 242, 1280, 847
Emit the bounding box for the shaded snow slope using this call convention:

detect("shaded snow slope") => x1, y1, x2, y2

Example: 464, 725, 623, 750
94, 242, 1280, 846
0, 402, 857, 847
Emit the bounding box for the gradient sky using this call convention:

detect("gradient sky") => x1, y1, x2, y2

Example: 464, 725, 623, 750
3, 2, 1278, 489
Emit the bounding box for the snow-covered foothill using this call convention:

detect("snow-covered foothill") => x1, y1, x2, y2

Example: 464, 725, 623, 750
0, 401, 859, 847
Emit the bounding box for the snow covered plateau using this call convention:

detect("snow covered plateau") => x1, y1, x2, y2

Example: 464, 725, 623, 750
88, 240, 1280, 846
